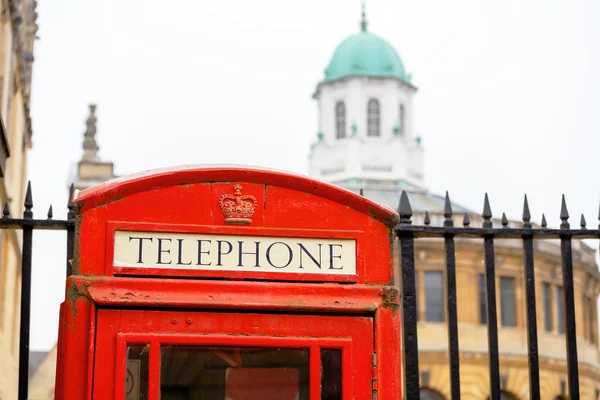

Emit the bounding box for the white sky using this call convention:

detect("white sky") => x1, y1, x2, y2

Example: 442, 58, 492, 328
28, 0, 600, 350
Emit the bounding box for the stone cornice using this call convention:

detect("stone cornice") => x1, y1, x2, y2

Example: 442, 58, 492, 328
7, 0, 37, 143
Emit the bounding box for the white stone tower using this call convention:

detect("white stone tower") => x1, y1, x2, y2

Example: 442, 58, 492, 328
308, 7, 424, 194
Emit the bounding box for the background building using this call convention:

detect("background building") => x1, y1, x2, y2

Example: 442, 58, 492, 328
0, 0, 38, 399
309, 9, 600, 400
26, 6, 600, 400
28, 104, 116, 399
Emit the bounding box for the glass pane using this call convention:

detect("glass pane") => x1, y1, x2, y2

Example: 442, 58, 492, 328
425, 271, 444, 322
125, 345, 149, 400
320, 349, 341, 400
160, 346, 309, 400
500, 277, 516, 327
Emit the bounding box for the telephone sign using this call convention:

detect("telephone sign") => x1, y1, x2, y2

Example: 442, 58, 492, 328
53, 165, 401, 400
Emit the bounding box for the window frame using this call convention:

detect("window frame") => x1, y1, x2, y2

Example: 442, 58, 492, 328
367, 99, 380, 137
499, 276, 517, 328
335, 101, 346, 139
398, 104, 405, 135
424, 270, 445, 323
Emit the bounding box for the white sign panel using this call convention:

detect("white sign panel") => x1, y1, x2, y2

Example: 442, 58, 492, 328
113, 230, 356, 275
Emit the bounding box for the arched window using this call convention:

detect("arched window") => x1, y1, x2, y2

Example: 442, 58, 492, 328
420, 388, 445, 400
367, 99, 380, 137
399, 104, 405, 135
335, 101, 346, 139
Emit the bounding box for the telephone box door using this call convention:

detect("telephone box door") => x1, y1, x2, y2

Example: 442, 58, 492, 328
92, 309, 374, 400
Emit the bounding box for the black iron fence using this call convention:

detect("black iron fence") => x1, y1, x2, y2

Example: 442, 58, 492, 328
2, 183, 75, 400
3, 182, 598, 400
396, 191, 600, 400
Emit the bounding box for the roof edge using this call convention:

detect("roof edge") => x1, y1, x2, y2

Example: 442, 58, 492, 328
74, 164, 400, 227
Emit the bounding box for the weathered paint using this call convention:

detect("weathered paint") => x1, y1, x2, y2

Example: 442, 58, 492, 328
54, 165, 401, 399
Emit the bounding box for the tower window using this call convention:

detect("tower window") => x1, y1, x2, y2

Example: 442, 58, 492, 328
367, 99, 380, 137
500, 277, 516, 327
399, 104, 405, 135
335, 101, 346, 139
424, 271, 444, 322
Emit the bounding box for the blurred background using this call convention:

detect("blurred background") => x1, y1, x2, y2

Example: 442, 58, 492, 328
0, 0, 599, 399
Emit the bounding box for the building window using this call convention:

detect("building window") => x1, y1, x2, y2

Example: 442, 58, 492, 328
420, 388, 444, 400
335, 101, 346, 139
424, 271, 444, 322
367, 99, 380, 137
587, 296, 596, 343
543, 282, 553, 332
479, 274, 487, 325
556, 286, 565, 334
399, 104, 405, 135
500, 277, 516, 327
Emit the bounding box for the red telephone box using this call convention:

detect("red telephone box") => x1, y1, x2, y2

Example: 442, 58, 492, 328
54, 165, 401, 400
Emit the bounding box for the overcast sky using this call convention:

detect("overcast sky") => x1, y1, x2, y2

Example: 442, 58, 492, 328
28, 0, 600, 350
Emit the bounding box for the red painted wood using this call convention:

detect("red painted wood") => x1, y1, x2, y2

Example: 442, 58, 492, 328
55, 166, 401, 400
309, 344, 320, 399
376, 306, 402, 399
95, 310, 372, 399
54, 289, 94, 400
74, 166, 396, 284
148, 342, 160, 400
83, 276, 385, 312
74, 166, 398, 226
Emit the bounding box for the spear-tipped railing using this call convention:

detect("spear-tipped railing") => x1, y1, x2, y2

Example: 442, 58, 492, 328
394, 191, 600, 400
0, 182, 76, 400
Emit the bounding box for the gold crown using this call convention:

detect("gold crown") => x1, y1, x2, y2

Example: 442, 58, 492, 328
219, 184, 257, 224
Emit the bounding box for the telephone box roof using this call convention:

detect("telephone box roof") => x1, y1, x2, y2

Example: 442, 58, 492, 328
73, 164, 400, 227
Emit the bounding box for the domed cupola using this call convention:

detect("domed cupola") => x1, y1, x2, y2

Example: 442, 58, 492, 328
322, 9, 411, 85
309, 4, 424, 193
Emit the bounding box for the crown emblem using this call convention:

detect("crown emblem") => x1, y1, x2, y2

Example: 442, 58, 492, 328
219, 184, 257, 224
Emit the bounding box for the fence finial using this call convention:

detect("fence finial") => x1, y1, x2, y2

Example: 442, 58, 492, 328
541, 213, 547, 228
523, 195, 532, 228
501, 212, 508, 227
398, 191, 412, 224
24, 181, 33, 219
3, 201, 9, 219
47, 205, 53, 220
444, 191, 454, 227
560, 194, 570, 229
482, 193, 493, 228
463, 212, 470, 227
67, 183, 75, 220
580, 214, 586, 229
424, 211, 431, 225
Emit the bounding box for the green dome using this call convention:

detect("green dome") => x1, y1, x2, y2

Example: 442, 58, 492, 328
324, 30, 408, 84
